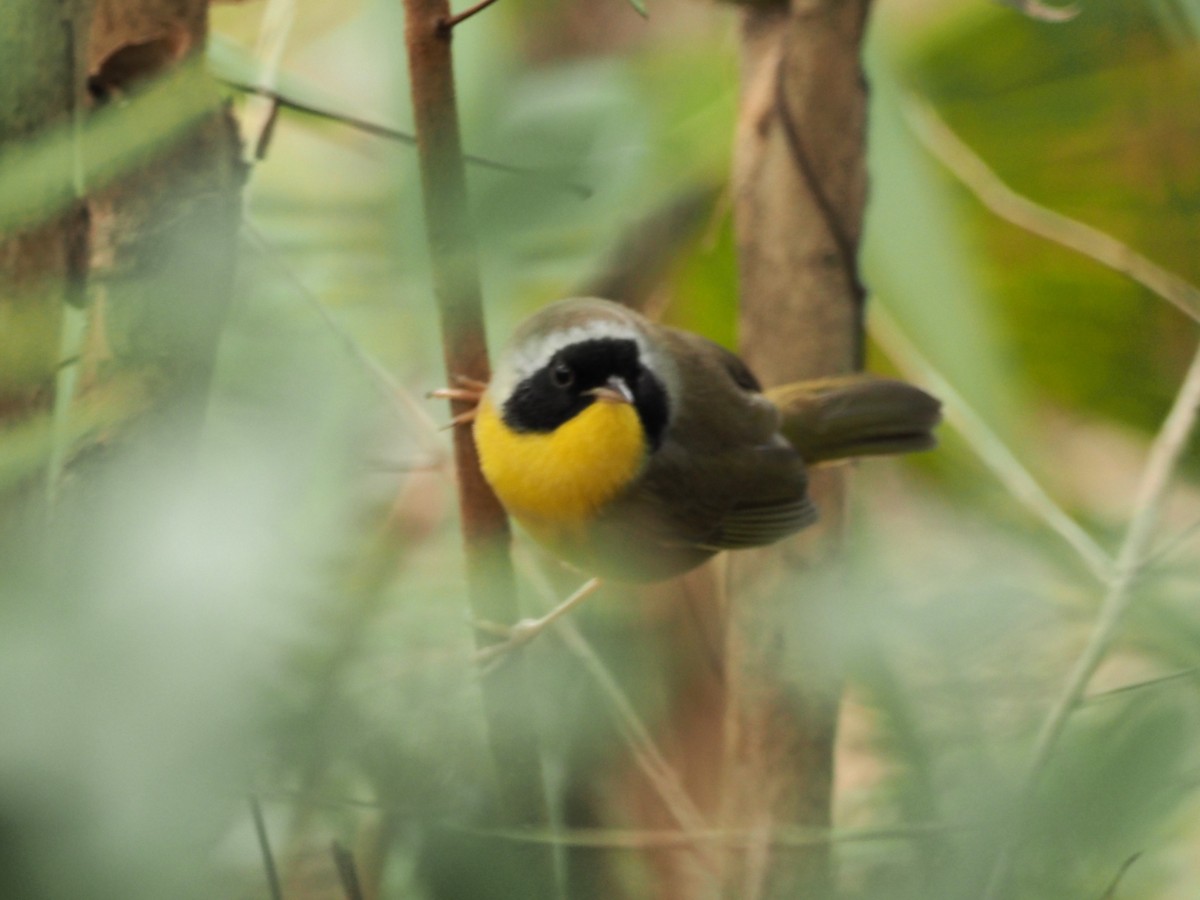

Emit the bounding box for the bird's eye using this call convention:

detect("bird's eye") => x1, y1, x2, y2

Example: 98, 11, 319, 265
551, 362, 575, 388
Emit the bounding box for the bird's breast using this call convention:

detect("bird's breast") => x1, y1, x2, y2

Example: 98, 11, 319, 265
474, 395, 648, 528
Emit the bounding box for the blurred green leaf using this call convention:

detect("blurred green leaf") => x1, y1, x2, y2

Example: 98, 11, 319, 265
0, 63, 221, 232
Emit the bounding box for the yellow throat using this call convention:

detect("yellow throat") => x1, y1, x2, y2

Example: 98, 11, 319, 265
474, 394, 647, 529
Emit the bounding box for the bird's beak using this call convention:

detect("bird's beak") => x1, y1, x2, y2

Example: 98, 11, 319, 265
588, 376, 634, 405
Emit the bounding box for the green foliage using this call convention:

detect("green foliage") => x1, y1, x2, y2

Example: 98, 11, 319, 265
1, 1, 1199, 898
908, 0, 1200, 438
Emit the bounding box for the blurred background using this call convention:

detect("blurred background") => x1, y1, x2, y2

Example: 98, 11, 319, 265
2, 0, 1200, 897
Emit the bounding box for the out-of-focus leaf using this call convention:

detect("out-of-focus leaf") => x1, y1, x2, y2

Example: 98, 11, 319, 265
992, 0, 1080, 23
904, 0, 1200, 438
864, 29, 1022, 444
0, 63, 221, 232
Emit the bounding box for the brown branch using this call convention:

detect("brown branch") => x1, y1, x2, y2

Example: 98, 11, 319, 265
437, 0, 504, 33
400, 0, 555, 891
723, 2, 873, 895
771, 51, 866, 325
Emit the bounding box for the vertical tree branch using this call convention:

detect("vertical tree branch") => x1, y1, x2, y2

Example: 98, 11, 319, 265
727, 0, 872, 895
400, 0, 554, 888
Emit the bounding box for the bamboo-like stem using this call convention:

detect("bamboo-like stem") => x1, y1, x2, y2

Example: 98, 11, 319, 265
983, 339, 1200, 898
400, 0, 554, 887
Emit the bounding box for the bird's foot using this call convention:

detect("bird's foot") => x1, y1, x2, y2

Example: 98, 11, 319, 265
471, 577, 604, 669
429, 375, 488, 428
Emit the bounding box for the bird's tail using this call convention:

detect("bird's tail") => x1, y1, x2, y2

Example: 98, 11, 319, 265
767, 375, 942, 466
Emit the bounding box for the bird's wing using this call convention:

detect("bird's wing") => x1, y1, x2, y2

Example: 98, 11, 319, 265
633, 326, 816, 553
700, 490, 818, 550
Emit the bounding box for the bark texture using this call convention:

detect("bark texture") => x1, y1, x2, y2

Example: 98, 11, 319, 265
86, 0, 243, 453
727, 1, 872, 896
0, 1, 84, 419
0, 0, 242, 458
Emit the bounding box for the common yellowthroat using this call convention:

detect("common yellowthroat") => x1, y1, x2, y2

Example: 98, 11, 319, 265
466, 297, 940, 582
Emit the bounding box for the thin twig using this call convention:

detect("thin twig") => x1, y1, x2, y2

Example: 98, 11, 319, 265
1099, 851, 1143, 900
1086, 667, 1200, 703
249, 796, 284, 900
438, 0, 503, 32
255, 786, 952, 850
240, 222, 448, 463
254, 99, 283, 161
1028, 343, 1200, 769
983, 340, 1200, 898
464, 820, 954, 849
870, 305, 1113, 581
331, 841, 365, 900
220, 79, 592, 198
904, 98, 1200, 325
240, 0, 297, 163
475, 577, 603, 667
516, 556, 719, 879
1143, 513, 1200, 572
219, 78, 409, 146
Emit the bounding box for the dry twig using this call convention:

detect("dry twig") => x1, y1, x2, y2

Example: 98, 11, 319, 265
222, 79, 591, 197
870, 305, 1113, 581
238, 0, 296, 162
983, 341, 1200, 897
241, 223, 448, 465
515, 558, 715, 869
438, 0, 504, 31
905, 98, 1200, 324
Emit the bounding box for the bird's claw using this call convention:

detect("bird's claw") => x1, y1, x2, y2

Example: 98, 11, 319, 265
472, 617, 544, 666
429, 374, 487, 429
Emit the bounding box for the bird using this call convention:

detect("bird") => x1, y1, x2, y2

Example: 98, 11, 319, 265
438, 297, 941, 584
